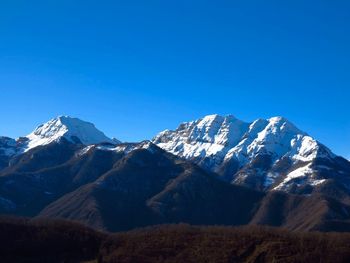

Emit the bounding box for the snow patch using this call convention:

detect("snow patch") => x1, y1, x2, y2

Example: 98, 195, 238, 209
273, 164, 313, 190
310, 179, 327, 186
264, 172, 279, 188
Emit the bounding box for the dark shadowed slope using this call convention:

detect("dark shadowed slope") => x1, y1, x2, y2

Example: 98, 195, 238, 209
250, 191, 350, 231
39, 144, 263, 231
0, 140, 124, 216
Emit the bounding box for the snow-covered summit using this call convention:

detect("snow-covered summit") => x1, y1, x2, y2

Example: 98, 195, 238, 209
153, 114, 249, 159
153, 114, 312, 163
153, 114, 341, 192
23, 116, 117, 152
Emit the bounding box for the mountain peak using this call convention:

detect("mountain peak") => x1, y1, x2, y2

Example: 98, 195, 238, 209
153, 113, 340, 192
268, 116, 287, 122
200, 114, 239, 123
24, 116, 116, 151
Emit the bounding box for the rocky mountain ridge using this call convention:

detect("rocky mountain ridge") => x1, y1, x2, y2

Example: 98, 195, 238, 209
153, 114, 349, 194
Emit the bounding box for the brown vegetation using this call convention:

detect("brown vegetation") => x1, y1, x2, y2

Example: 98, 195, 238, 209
0, 216, 105, 263
100, 224, 350, 263
1, 217, 350, 263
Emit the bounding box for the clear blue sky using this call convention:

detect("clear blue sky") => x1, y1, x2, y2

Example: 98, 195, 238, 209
0, 1, 349, 157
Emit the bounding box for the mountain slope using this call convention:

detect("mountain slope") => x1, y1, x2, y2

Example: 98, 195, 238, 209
0, 137, 17, 170
38, 143, 264, 231
153, 114, 350, 194
0, 140, 125, 216
250, 191, 350, 231
36, 142, 350, 232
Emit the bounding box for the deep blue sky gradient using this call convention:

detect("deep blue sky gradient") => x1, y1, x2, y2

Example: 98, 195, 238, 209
0, 1, 349, 157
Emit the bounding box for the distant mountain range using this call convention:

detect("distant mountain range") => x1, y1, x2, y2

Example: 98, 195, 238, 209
0, 115, 350, 232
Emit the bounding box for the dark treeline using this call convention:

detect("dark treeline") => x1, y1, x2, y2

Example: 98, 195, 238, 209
1, 217, 350, 263
0, 216, 104, 263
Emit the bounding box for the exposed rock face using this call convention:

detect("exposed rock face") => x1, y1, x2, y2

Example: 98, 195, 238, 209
153, 114, 350, 193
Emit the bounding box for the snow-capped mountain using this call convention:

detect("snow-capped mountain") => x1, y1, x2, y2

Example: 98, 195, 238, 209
0, 116, 119, 157
24, 116, 117, 151
153, 114, 350, 193
1, 114, 350, 232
